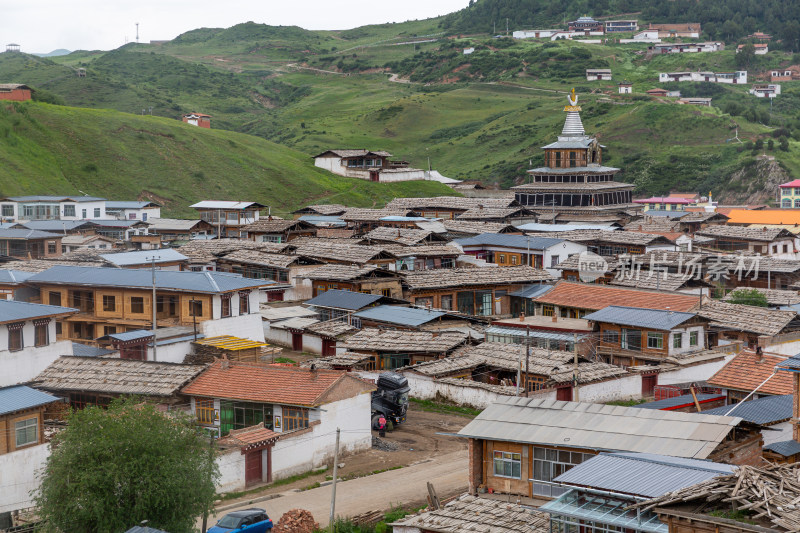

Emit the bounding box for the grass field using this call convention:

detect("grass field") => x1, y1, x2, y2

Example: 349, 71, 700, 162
0, 101, 454, 217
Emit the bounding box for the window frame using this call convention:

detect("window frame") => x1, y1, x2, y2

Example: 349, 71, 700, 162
647, 332, 664, 349
689, 331, 699, 347
130, 296, 145, 314
283, 407, 309, 432
8, 323, 23, 351
673, 332, 683, 350
221, 294, 232, 318
492, 451, 522, 479
34, 322, 49, 347
102, 294, 116, 312
15, 417, 38, 448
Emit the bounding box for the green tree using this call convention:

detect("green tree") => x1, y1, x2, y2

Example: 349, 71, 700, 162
36, 399, 218, 533
735, 43, 755, 69
726, 288, 768, 307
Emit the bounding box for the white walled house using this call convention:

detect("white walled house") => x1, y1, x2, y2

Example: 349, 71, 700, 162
105, 201, 162, 222
659, 71, 747, 84
313, 149, 456, 183
0, 300, 77, 387
0, 386, 64, 515
586, 69, 612, 81
513, 29, 560, 39
182, 362, 374, 491
189, 201, 265, 239
618, 83, 633, 94
620, 30, 660, 43
455, 233, 587, 277
0, 195, 111, 223
750, 84, 781, 98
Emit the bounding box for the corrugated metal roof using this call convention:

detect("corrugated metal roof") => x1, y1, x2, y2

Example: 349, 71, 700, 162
15, 220, 95, 231
0, 270, 34, 284
0, 299, 77, 323
700, 394, 792, 425
542, 139, 594, 149
456, 397, 743, 459
297, 215, 347, 227
190, 201, 265, 209
509, 284, 555, 298
0, 228, 62, 239
27, 265, 273, 293
456, 233, 564, 250
105, 330, 154, 342
553, 452, 734, 498
517, 223, 619, 232
524, 165, 620, 174
777, 354, 800, 371
763, 440, 800, 457
71, 342, 115, 357
105, 201, 160, 209
354, 305, 445, 327
485, 325, 583, 342
635, 393, 725, 410
305, 289, 383, 310
5, 195, 106, 202
100, 248, 188, 266
583, 306, 696, 330
0, 385, 63, 415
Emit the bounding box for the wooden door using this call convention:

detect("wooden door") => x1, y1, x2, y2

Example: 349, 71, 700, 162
245, 450, 262, 486
292, 332, 303, 351
322, 338, 335, 357
556, 386, 573, 401
642, 374, 658, 397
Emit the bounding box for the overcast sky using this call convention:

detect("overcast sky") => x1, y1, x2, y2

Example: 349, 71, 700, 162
2, 0, 470, 53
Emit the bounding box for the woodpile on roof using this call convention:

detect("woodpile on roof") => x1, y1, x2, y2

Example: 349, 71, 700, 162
340, 208, 415, 222
304, 320, 359, 338
343, 328, 468, 352
218, 249, 304, 269
381, 244, 462, 258
456, 207, 535, 220
403, 266, 554, 290
178, 239, 289, 264
724, 288, 800, 306
610, 271, 705, 291
304, 263, 385, 281
525, 229, 673, 245
293, 204, 347, 215
623, 217, 681, 232
696, 298, 800, 336
362, 226, 443, 246
386, 196, 517, 211
441, 220, 517, 235
2, 258, 109, 272
697, 225, 794, 242
300, 351, 373, 369
629, 463, 800, 532
241, 218, 315, 233
32, 356, 205, 397
292, 240, 393, 263
389, 493, 549, 533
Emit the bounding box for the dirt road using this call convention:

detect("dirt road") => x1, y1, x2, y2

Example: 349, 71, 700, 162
201, 404, 471, 529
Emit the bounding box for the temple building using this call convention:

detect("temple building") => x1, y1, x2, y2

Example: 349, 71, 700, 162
513, 91, 643, 223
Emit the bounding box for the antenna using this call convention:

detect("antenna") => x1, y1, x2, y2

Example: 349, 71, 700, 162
135, 23, 139, 43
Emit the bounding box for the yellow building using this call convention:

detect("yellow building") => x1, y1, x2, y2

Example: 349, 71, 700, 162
780, 180, 800, 208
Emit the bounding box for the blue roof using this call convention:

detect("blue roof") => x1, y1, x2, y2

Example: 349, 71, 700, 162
298, 215, 346, 227
105, 201, 160, 209
380, 216, 436, 222
0, 385, 62, 415
552, 452, 733, 498
89, 220, 146, 228
28, 265, 274, 294
635, 393, 725, 410
305, 289, 383, 310
485, 325, 585, 342
4, 195, 106, 202
0, 299, 77, 323
583, 306, 696, 330
0, 270, 34, 284
15, 220, 95, 232
777, 354, 800, 371
700, 394, 792, 425
517, 223, 618, 232
71, 342, 114, 357
0, 228, 62, 239
509, 283, 554, 299
105, 330, 155, 342
354, 305, 445, 327
100, 248, 188, 266
764, 440, 800, 457
455, 233, 564, 250
635, 210, 687, 219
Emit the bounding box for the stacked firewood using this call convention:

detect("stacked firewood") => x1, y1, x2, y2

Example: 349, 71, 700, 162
630, 464, 800, 531
272, 509, 318, 533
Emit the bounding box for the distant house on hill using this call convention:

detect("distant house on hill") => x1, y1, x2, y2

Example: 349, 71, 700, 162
0, 84, 32, 102
648, 23, 701, 38
182, 112, 211, 128
313, 149, 458, 184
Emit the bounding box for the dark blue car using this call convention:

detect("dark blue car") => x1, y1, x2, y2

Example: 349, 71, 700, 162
207, 508, 273, 533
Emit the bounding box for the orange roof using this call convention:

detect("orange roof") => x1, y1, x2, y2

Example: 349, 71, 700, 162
182, 360, 349, 406
707, 351, 793, 395
726, 209, 800, 226
534, 280, 699, 312
627, 230, 684, 241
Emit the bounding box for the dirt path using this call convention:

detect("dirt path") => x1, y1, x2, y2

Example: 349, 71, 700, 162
202, 404, 471, 528
388, 73, 413, 84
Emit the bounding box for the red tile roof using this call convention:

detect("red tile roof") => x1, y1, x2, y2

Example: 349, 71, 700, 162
534, 281, 699, 312
225, 425, 280, 445
707, 351, 793, 395
182, 361, 348, 406
780, 180, 800, 188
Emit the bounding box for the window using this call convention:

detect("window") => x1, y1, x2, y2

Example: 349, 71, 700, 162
381, 288, 392, 297
34, 322, 49, 347
493, 451, 521, 479
457, 291, 475, 315
15, 417, 37, 448
239, 291, 250, 315
415, 296, 433, 308
261, 235, 282, 243
441, 295, 453, 310
93, 208, 101, 218
783, 199, 792, 208
221, 295, 232, 318
82, 209, 87, 218
102, 294, 116, 312
283, 407, 309, 431
130, 297, 145, 314
8, 323, 23, 351
554, 151, 562, 167
550, 255, 560, 267
1, 204, 13, 217
569, 152, 576, 167
511, 255, 518, 265
541, 304, 554, 317
673, 332, 683, 349
498, 254, 506, 264
196, 399, 216, 425
49, 291, 61, 306
63, 204, 75, 217
103, 326, 117, 336
647, 332, 664, 349
621, 329, 641, 351
532, 446, 592, 491
690, 331, 699, 347
603, 329, 619, 344
47, 241, 56, 254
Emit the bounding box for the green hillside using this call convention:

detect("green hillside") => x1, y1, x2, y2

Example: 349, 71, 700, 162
0, 101, 453, 217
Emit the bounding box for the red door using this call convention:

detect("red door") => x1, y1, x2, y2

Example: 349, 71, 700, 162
245, 450, 262, 486
292, 332, 303, 351
322, 338, 335, 357
556, 386, 573, 401
642, 374, 658, 397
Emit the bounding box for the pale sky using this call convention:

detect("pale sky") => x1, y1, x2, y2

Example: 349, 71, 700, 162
2, 0, 470, 53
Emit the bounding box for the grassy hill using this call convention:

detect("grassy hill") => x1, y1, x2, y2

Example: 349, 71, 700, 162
0, 101, 454, 217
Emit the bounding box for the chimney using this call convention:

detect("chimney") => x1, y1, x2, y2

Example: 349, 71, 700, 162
552, 314, 558, 323
221, 355, 229, 370
756, 345, 764, 362
520, 312, 525, 322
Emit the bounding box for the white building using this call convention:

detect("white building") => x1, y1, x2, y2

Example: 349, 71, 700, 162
0, 300, 77, 387
620, 30, 660, 43
105, 201, 162, 222
586, 69, 612, 81
512, 29, 560, 39
750, 84, 781, 97
313, 149, 457, 184
618, 82, 633, 94
659, 71, 747, 84
463, 47, 475, 55
189, 201, 264, 239
182, 362, 375, 491
0, 195, 110, 223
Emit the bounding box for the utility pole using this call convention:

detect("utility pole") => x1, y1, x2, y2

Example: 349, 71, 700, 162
506, 18, 509, 36
148, 256, 160, 361
136, 22, 139, 43
516, 344, 523, 396
573, 332, 579, 402
191, 298, 198, 341
525, 327, 530, 395
329, 428, 341, 532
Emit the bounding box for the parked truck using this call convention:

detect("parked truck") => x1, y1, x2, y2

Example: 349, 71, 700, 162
371, 372, 410, 429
